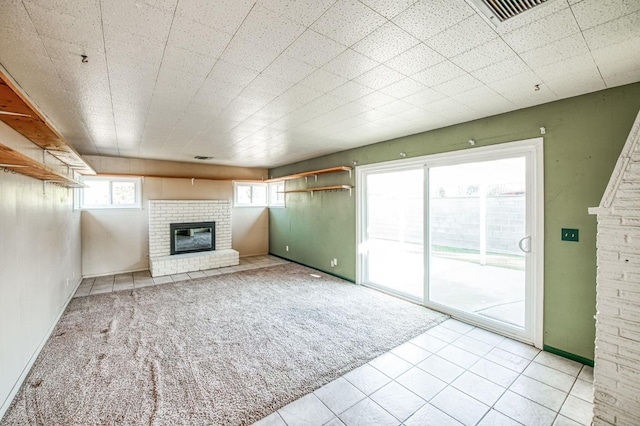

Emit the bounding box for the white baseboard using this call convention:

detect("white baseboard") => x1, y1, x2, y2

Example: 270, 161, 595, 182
0, 277, 83, 420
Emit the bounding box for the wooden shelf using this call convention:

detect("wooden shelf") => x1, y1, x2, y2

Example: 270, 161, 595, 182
282, 185, 353, 196
0, 142, 86, 188
266, 166, 351, 182
0, 69, 95, 175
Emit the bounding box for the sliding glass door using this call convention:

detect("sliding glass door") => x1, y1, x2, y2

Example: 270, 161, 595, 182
361, 167, 424, 301
427, 157, 527, 330
357, 139, 542, 344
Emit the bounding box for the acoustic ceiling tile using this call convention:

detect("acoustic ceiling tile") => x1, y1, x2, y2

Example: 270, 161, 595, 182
384, 43, 446, 76
411, 61, 466, 87
322, 49, 380, 80
278, 84, 325, 108
43, 39, 108, 91
311, 0, 386, 47
101, 0, 173, 44
535, 53, 601, 81
359, 0, 418, 19
263, 55, 316, 84
536, 54, 605, 97
402, 88, 447, 108
357, 108, 392, 122
355, 91, 397, 109
425, 15, 497, 58
298, 69, 348, 93
591, 36, 640, 87
453, 85, 514, 112
352, 22, 420, 63
175, 0, 254, 35
284, 29, 347, 68
379, 77, 426, 99
571, 0, 640, 30
220, 36, 281, 73
544, 74, 606, 99
246, 73, 296, 98
501, 7, 581, 53
233, 5, 306, 53
22, 0, 103, 48
375, 99, 415, 115
207, 60, 259, 87
392, 0, 475, 41
354, 65, 405, 90
502, 88, 559, 109
167, 16, 232, 58
432, 74, 483, 97
160, 45, 218, 77
0, 0, 36, 32
487, 71, 545, 97
450, 38, 516, 72
472, 56, 532, 85
393, 106, 429, 122
519, 33, 590, 69
421, 97, 473, 116
329, 81, 373, 103
582, 10, 640, 50
258, 0, 337, 27
104, 30, 166, 69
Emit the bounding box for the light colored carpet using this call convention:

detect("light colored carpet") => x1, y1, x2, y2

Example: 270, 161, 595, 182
2, 263, 447, 425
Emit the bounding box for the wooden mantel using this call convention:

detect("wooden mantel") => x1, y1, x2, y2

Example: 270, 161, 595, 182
0, 68, 94, 175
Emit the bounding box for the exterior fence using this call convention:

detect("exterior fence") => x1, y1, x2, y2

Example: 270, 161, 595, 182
368, 195, 525, 256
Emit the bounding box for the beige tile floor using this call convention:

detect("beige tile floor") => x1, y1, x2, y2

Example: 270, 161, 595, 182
75, 259, 594, 426
74, 255, 290, 297
254, 319, 594, 426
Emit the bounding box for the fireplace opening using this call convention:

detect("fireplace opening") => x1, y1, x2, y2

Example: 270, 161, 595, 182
170, 222, 215, 255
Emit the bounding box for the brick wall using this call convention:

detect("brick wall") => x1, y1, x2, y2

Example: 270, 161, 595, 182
148, 200, 238, 276
591, 112, 640, 425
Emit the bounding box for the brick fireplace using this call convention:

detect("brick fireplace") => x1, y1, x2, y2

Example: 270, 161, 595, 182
148, 200, 239, 277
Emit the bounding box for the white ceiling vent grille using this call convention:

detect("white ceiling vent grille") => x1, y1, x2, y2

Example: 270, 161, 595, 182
472, 0, 549, 24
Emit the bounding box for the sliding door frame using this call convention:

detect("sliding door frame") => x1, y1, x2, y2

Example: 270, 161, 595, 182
356, 138, 544, 347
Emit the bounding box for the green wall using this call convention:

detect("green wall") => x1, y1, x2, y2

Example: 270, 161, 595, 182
269, 83, 640, 361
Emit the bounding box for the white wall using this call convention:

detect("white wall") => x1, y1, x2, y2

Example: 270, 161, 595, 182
0, 122, 81, 417
81, 177, 269, 276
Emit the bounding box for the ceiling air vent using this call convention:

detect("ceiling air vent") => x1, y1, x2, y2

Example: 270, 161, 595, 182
472, 0, 549, 24
194, 156, 213, 160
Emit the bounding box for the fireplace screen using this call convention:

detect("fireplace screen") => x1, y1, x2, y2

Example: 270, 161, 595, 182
170, 222, 215, 255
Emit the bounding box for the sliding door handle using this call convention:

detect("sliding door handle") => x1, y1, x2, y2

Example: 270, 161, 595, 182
518, 236, 531, 253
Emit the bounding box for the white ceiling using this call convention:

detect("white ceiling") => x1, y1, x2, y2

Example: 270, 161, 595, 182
0, 0, 639, 168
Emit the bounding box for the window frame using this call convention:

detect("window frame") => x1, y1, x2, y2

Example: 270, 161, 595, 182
78, 175, 142, 210
233, 182, 268, 207
268, 181, 286, 207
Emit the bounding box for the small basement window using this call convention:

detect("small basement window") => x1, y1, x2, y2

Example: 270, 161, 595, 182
78, 176, 142, 209
234, 182, 268, 207
269, 182, 285, 207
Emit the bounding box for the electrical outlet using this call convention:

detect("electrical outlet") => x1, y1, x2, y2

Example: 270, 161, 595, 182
286, 245, 289, 252
561, 228, 579, 242
330, 260, 335, 267
333, 258, 337, 266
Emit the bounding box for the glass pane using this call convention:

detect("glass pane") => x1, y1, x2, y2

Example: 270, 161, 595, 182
112, 181, 136, 205
429, 157, 526, 329
82, 180, 110, 206
237, 185, 252, 204
366, 168, 424, 300
253, 185, 267, 205
269, 183, 285, 206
